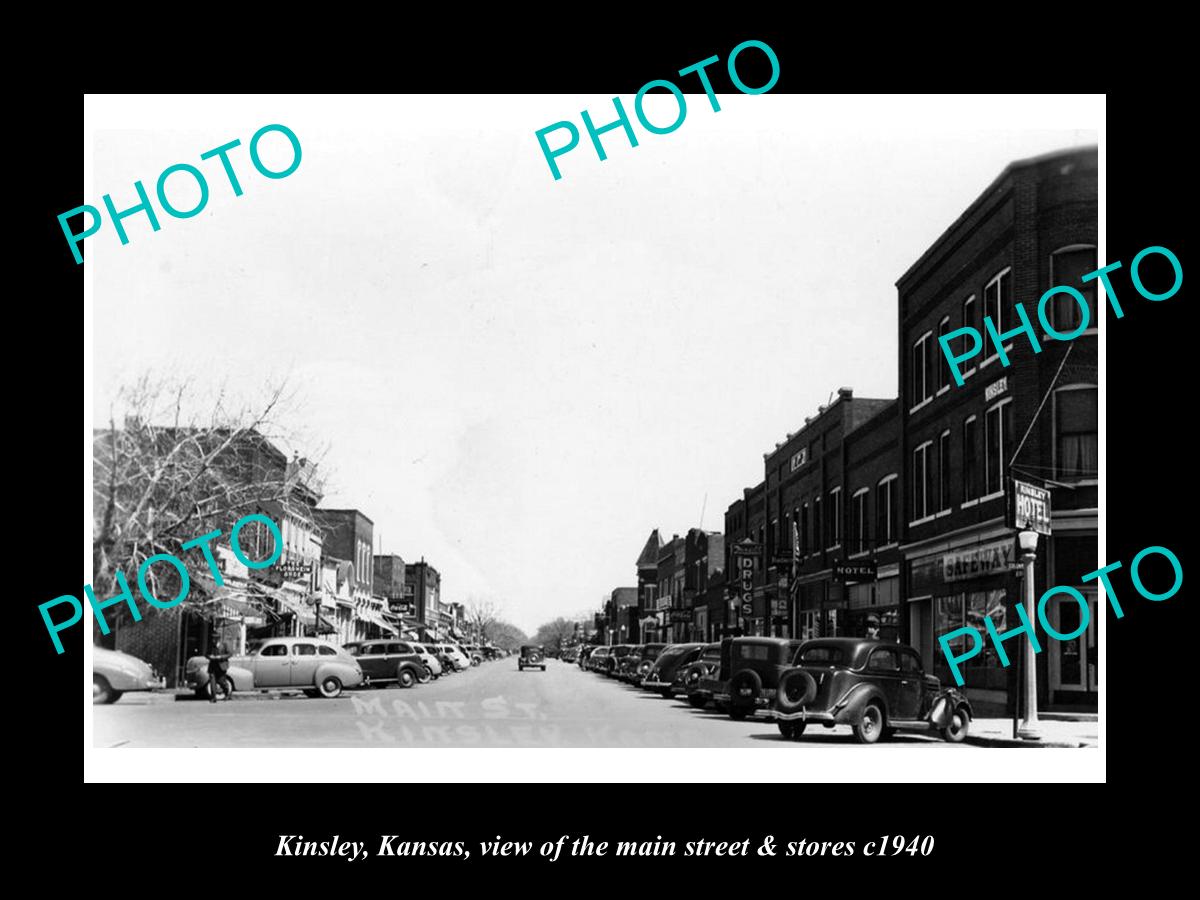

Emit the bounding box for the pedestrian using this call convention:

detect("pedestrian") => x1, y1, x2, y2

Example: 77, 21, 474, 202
207, 639, 232, 703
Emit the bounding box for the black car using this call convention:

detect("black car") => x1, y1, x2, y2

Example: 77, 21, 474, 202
578, 646, 597, 669
771, 638, 973, 744
344, 640, 428, 688
518, 645, 546, 671
618, 643, 668, 684
641, 643, 706, 698
708, 636, 803, 720
681, 642, 723, 707
603, 644, 634, 677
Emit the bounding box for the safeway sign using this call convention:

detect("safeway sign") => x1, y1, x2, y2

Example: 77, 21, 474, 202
1008, 478, 1052, 535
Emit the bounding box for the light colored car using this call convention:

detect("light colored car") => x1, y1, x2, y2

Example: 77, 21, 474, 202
409, 643, 443, 678
93, 646, 162, 704
439, 644, 471, 671
184, 637, 364, 699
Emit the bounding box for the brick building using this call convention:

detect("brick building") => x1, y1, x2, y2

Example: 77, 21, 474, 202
897, 145, 1098, 716
404, 560, 441, 634
634, 529, 662, 643
317, 509, 381, 639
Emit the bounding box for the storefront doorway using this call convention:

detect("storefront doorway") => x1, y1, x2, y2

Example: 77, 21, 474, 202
1047, 592, 1097, 706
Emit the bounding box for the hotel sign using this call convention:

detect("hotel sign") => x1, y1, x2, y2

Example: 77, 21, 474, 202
942, 538, 1016, 583
1008, 478, 1052, 536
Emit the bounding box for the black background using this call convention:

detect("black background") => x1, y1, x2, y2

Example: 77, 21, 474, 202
19, 17, 1186, 885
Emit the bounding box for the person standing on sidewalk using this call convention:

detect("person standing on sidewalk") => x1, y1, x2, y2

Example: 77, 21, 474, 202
206, 640, 232, 703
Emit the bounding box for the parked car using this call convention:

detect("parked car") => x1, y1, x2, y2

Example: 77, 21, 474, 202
184, 637, 364, 699
440, 644, 472, 671
344, 640, 428, 688
603, 644, 634, 677
434, 647, 458, 673
409, 643, 444, 678
578, 646, 597, 669
618, 643, 668, 684
587, 645, 611, 672
518, 645, 546, 671
462, 645, 485, 666
641, 643, 706, 698
707, 636, 804, 719
771, 639, 973, 744
681, 642, 723, 707
93, 646, 162, 704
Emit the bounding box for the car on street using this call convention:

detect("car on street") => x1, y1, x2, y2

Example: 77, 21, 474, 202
578, 646, 598, 669
602, 644, 634, 677
409, 643, 444, 679
439, 644, 472, 671
587, 645, 610, 672
184, 637, 364, 699
771, 638, 973, 744
518, 645, 546, 671
93, 646, 163, 704
641, 642, 706, 698
712, 636, 804, 720
344, 640, 429, 688
618, 643, 668, 684
681, 642, 723, 707
462, 645, 485, 666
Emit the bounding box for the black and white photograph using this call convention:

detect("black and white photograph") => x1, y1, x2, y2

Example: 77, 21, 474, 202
70, 87, 1124, 788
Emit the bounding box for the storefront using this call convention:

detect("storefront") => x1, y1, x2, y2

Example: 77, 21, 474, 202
906, 531, 1022, 717
844, 565, 900, 642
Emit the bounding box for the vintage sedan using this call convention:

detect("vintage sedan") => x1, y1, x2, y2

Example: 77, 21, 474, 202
344, 640, 428, 688
518, 645, 546, 671
93, 646, 163, 704
681, 642, 723, 707
587, 645, 611, 672
185, 637, 364, 699
642, 643, 707, 698
713, 636, 804, 720
578, 646, 598, 669
771, 638, 972, 744
617, 643, 667, 684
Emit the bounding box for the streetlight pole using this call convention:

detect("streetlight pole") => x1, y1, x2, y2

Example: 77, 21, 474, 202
1017, 530, 1042, 741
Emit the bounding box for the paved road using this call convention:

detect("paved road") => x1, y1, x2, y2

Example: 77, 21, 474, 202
93, 659, 974, 748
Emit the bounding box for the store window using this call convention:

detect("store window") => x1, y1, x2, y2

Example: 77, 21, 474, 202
962, 416, 979, 502
1054, 386, 1098, 481
1049, 246, 1097, 334
934, 591, 1009, 683
984, 400, 1012, 496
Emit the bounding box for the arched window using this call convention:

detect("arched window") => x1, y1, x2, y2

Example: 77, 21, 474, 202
1054, 385, 1098, 481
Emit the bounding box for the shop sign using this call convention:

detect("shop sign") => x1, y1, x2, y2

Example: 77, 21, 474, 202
833, 560, 877, 582
985, 376, 1008, 402
942, 538, 1016, 583
670, 610, 692, 624
278, 560, 313, 581
1008, 478, 1052, 536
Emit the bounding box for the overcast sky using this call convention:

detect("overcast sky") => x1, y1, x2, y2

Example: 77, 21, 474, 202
87, 94, 1100, 634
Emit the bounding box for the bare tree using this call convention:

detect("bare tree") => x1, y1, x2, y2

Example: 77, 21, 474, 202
463, 597, 503, 644
530, 617, 578, 654
92, 374, 325, 625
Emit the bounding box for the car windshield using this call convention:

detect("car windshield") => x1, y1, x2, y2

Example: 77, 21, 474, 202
412, 645, 426, 653
613, 647, 631, 657
800, 646, 846, 666
702, 647, 721, 661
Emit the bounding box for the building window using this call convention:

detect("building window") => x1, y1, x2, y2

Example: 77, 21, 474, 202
851, 489, 868, 554
939, 429, 951, 512
800, 503, 810, 554
912, 331, 933, 407
983, 268, 1012, 355
1049, 246, 1098, 334
937, 316, 951, 391
827, 487, 842, 549
962, 294, 977, 349
963, 416, 979, 503
1054, 386, 1098, 481
912, 443, 932, 521
985, 400, 1013, 496
813, 496, 822, 552
876, 476, 896, 545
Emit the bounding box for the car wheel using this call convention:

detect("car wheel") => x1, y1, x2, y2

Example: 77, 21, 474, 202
418, 667, 432, 684
540, 666, 546, 671
93, 675, 119, 704
941, 710, 970, 743
317, 675, 343, 699
778, 721, 807, 740
853, 703, 885, 744
398, 669, 416, 688
687, 695, 707, 709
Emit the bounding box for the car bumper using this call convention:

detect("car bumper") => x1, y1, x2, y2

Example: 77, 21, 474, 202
642, 679, 672, 690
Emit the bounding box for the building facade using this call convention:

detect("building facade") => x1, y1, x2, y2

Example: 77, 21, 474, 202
405, 560, 442, 636
897, 146, 1098, 717
317, 509, 379, 639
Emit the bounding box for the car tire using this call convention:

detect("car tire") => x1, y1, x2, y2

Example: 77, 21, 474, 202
778, 721, 807, 740
775, 669, 818, 714
93, 675, 119, 705
209, 676, 234, 701
398, 668, 416, 689
418, 667, 432, 684
303, 689, 321, 698
941, 709, 970, 743
687, 695, 707, 709
853, 703, 885, 744
540, 666, 546, 671
317, 675, 343, 699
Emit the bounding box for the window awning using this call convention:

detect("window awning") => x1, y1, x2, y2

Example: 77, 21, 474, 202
362, 609, 397, 636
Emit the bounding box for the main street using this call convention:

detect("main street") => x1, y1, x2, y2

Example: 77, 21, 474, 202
94, 659, 977, 749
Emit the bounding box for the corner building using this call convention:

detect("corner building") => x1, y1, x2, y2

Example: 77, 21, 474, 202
896, 146, 1098, 717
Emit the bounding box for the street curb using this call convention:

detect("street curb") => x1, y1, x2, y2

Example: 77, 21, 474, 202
965, 736, 1091, 748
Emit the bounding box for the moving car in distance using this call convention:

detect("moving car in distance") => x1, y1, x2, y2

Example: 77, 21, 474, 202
518, 645, 546, 671
641, 643, 706, 699
681, 642, 723, 708
717, 636, 804, 720
93, 646, 163, 704
344, 640, 429, 688
771, 638, 973, 744
184, 637, 364, 699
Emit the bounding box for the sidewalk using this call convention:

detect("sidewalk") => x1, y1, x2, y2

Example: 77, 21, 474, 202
967, 717, 1098, 748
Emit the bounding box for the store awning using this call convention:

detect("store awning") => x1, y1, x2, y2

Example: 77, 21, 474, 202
276, 593, 316, 626
362, 609, 397, 636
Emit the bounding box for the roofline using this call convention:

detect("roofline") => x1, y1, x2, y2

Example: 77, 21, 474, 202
895, 144, 1098, 288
